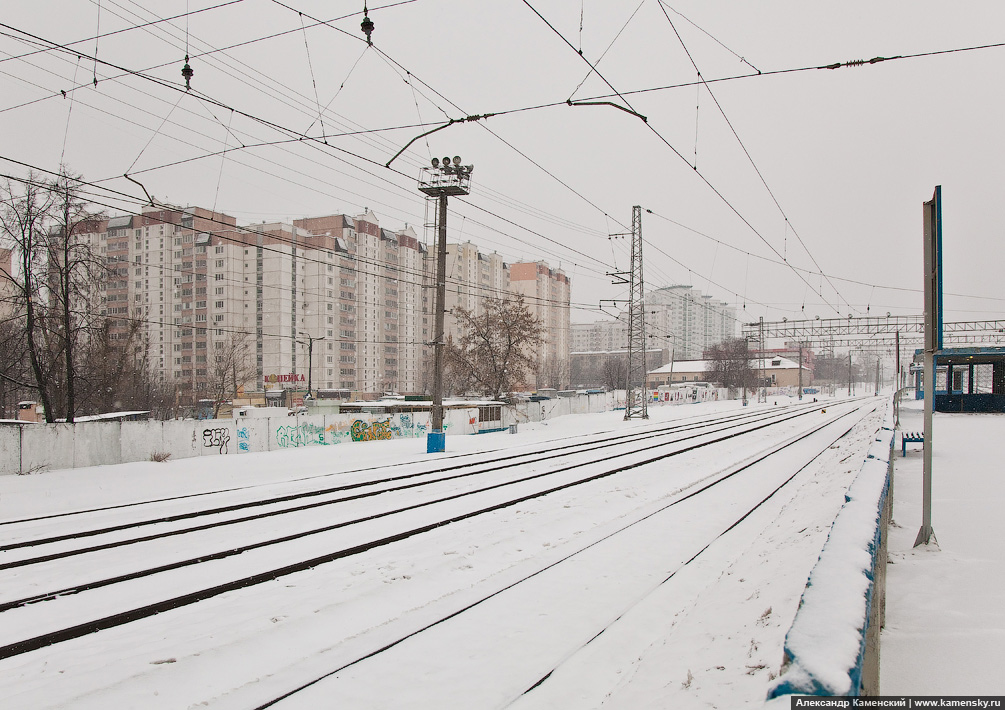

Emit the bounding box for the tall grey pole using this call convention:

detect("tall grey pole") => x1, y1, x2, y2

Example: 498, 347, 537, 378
848, 352, 853, 396
798, 342, 803, 400
875, 357, 880, 396
758, 316, 765, 403
895, 330, 901, 427
307, 337, 314, 400
915, 186, 941, 547
431, 192, 448, 433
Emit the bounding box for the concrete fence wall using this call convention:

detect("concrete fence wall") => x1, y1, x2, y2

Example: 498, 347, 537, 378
2, 392, 620, 475
767, 399, 895, 699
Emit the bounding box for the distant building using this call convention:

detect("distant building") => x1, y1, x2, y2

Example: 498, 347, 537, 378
646, 356, 811, 389
572, 285, 736, 363
509, 261, 571, 389
70, 205, 569, 411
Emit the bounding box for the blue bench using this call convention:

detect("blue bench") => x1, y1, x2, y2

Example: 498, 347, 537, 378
902, 431, 924, 457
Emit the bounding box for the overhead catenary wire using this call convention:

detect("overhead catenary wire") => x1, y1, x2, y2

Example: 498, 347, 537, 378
5, 8, 1001, 323
0, 6, 623, 267
657, 0, 855, 316
519, 0, 846, 318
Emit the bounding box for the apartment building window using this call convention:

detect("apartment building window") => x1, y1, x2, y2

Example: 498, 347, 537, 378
215, 301, 224, 308
216, 260, 224, 267
215, 246, 224, 254
215, 274, 223, 280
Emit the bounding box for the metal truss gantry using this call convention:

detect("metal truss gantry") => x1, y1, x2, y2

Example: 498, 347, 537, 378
741, 316, 1005, 349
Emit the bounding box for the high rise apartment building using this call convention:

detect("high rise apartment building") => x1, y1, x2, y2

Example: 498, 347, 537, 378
443, 241, 509, 345
571, 285, 736, 362
509, 261, 571, 388
75, 205, 569, 407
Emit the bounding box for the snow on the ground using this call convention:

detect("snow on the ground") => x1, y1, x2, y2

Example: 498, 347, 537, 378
880, 399, 1005, 695
0, 395, 903, 708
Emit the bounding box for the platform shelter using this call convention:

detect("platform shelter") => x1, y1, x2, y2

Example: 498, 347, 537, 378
913, 346, 1005, 412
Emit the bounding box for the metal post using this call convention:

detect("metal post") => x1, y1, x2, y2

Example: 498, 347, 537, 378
431, 192, 448, 436
895, 330, 901, 427
798, 341, 803, 400
306, 338, 314, 399
758, 317, 766, 403
915, 186, 941, 547
875, 356, 880, 396
848, 351, 853, 396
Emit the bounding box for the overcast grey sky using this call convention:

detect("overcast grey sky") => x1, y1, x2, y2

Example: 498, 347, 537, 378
2, 0, 1004, 328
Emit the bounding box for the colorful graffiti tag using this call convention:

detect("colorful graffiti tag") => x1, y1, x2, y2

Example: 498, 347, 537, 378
267, 413, 437, 449
275, 423, 327, 448
237, 427, 250, 452
350, 418, 393, 441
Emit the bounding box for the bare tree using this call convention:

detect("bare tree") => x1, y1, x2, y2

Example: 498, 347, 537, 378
704, 338, 755, 394
445, 296, 544, 400
79, 318, 158, 414
0, 174, 59, 421
0, 315, 33, 418
540, 354, 570, 390
46, 168, 104, 421
208, 331, 256, 417
601, 354, 628, 391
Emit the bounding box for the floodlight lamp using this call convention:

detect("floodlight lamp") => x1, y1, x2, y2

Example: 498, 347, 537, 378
465, 165, 474, 174
443, 157, 451, 168
452, 156, 462, 166
431, 158, 439, 168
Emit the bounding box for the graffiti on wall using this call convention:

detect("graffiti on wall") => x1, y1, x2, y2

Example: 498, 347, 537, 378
349, 418, 392, 441
275, 422, 327, 449
237, 427, 250, 452
265, 413, 439, 449
202, 428, 231, 454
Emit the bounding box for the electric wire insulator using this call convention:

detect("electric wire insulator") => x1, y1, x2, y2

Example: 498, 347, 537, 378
181, 54, 194, 90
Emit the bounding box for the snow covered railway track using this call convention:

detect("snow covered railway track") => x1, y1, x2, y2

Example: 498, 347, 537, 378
0, 400, 843, 580
0, 400, 835, 551
251, 399, 883, 710
0, 399, 874, 704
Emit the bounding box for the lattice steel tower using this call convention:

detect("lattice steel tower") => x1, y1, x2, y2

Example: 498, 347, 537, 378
624, 205, 648, 420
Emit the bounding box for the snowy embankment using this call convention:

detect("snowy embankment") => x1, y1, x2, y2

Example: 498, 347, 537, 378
767, 399, 894, 701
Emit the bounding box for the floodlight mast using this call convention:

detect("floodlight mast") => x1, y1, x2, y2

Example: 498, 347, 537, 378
418, 158, 473, 453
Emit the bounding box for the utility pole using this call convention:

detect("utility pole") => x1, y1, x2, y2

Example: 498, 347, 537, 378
848, 351, 853, 396
624, 206, 648, 420
798, 341, 803, 400
758, 316, 766, 403
895, 330, 901, 426
298, 332, 325, 401
419, 156, 473, 452
875, 357, 880, 396
916, 186, 942, 547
